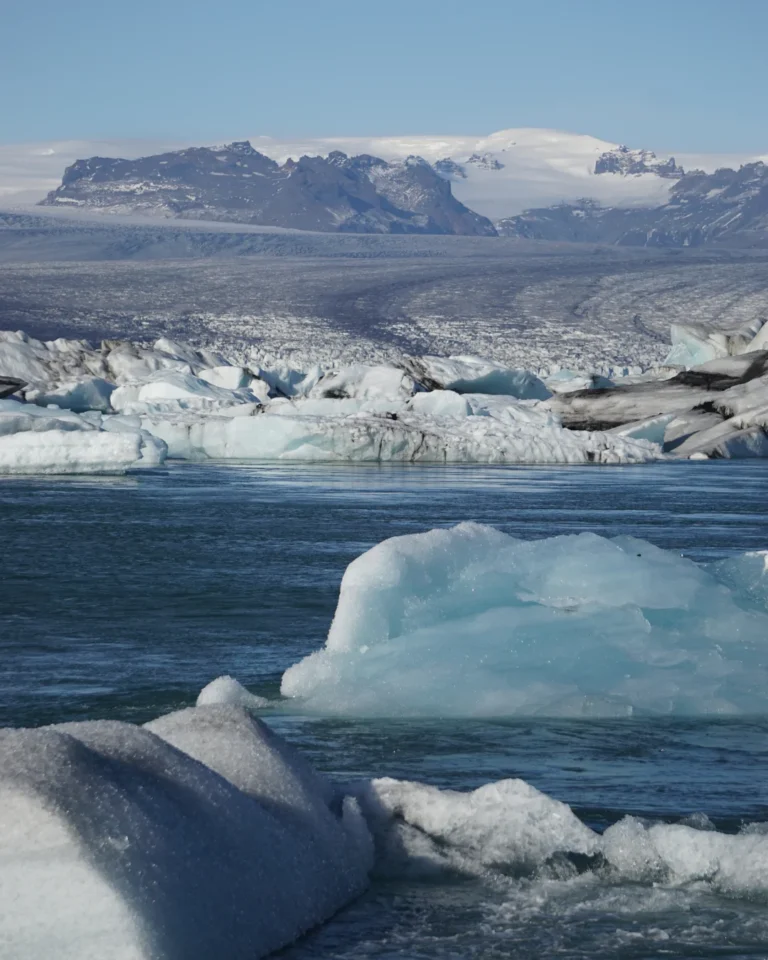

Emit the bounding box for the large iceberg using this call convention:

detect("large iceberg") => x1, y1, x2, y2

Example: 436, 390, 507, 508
0, 706, 372, 960
141, 408, 657, 464
282, 523, 768, 717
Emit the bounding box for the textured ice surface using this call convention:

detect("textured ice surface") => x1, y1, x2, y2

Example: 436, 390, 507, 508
355, 775, 768, 900
0, 706, 372, 960
141, 409, 657, 464
309, 363, 417, 402
0, 399, 165, 474
196, 675, 270, 710
407, 355, 552, 399
664, 319, 768, 369
4, 702, 767, 960
5, 328, 768, 470
282, 523, 768, 717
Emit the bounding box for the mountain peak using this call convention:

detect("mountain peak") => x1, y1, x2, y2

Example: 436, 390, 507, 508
594, 145, 684, 179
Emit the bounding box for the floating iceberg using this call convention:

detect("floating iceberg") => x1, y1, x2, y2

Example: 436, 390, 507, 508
282, 523, 768, 717
0, 399, 165, 475
4, 703, 766, 960
357, 775, 768, 898
0, 706, 372, 960
141, 409, 657, 464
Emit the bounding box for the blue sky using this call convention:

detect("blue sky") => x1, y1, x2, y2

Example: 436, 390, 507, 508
4, 0, 766, 151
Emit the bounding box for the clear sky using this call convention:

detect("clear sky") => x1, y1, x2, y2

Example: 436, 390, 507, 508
3, 0, 766, 151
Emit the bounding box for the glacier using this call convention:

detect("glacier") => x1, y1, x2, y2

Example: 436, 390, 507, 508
281, 523, 768, 717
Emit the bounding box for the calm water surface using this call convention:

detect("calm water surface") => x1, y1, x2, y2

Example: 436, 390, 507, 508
3, 460, 768, 958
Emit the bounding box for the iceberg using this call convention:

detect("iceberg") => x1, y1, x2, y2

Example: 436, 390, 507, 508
406, 355, 552, 399
29, 376, 116, 414
140, 409, 658, 464
310, 363, 417, 402
0, 706, 372, 960
4, 703, 766, 960
663, 319, 768, 369
0, 399, 165, 474
356, 776, 768, 898
282, 523, 768, 717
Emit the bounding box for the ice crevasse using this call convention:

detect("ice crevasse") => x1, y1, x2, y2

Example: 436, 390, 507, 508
281, 522, 768, 717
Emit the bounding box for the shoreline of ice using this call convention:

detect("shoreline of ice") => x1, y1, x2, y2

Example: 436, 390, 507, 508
1, 318, 767, 474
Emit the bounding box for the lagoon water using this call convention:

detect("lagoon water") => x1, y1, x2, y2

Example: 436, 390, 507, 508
3, 461, 768, 958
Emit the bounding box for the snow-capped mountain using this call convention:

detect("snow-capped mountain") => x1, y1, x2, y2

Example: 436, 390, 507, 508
39, 142, 495, 236
593, 145, 685, 178
4, 128, 763, 218
496, 161, 768, 247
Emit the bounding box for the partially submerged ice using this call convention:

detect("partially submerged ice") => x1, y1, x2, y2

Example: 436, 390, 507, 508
282, 523, 768, 717
0, 399, 166, 475
4, 704, 768, 960
0, 705, 373, 960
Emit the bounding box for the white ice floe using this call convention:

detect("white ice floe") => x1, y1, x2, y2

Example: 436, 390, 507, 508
0, 705, 372, 960
0, 399, 165, 474
355, 776, 597, 877
355, 775, 768, 898
282, 522, 768, 717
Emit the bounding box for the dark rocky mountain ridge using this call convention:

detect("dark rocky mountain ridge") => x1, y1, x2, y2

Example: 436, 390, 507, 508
40, 141, 496, 237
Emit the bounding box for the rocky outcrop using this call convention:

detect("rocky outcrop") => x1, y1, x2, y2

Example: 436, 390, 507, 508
594, 145, 684, 178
